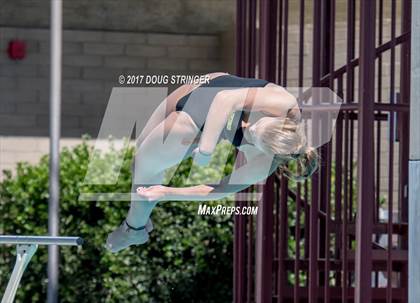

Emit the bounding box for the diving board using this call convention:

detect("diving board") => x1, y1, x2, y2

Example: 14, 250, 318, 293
0, 235, 83, 303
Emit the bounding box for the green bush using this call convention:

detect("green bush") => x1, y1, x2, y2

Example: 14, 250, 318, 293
0, 139, 236, 303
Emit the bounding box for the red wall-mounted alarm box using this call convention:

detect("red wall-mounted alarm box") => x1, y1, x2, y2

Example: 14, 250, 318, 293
7, 40, 26, 60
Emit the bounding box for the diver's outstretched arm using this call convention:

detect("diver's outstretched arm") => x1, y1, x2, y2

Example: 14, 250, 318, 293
137, 153, 279, 201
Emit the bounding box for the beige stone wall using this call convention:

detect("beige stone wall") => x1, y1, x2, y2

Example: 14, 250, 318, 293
0, 27, 226, 137
0, 136, 82, 180
0, 25, 230, 179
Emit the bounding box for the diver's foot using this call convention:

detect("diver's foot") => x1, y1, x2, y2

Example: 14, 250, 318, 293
145, 218, 153, 233
106, 220, 151, 253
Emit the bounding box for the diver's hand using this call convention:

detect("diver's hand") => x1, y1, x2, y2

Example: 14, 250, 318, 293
192, 147, 212, 166
136, 186, 167, 202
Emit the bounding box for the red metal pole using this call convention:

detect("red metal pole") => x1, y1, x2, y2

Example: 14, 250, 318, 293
247, 0, 257, 78
309, 1, 322, 302
355, 1, 376, 302
282, 0, 288, 87
277, 176, 288, 303
387, 3, 397, 302
259, 0, 277, 80
234, 1, 247, 302
294, 2, 305, 301
255, 180, 274, 303
335, 76, 344, 293
235, 0, 246, 76
324, 1, 335, 301
255, 0, 276, 302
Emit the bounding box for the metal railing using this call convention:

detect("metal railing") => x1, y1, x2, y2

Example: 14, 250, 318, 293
234, 0, 411, 302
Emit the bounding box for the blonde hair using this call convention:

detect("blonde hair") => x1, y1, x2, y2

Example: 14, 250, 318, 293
252, 116, 319, 182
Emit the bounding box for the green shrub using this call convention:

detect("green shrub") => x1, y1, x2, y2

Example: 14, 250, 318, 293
0, 139, 236, 303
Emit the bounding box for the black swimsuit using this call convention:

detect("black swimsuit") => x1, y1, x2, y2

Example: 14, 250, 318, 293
175, 74, 270, 147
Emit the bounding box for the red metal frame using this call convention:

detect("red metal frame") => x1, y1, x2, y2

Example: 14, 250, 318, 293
234, 0, 411, 302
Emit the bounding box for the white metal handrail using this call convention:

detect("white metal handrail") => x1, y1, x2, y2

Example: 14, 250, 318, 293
0, 235, 83, 303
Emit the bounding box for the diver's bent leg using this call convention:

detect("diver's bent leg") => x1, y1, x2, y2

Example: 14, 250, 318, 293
105, 189, 161, 253
126, 171, 165, 229
106, 112, 197, 252
126, 111, 198, 228
106, 171, 163, 253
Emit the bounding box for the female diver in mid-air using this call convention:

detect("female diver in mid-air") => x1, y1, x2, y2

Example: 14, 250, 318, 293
106, 72, 319, 253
